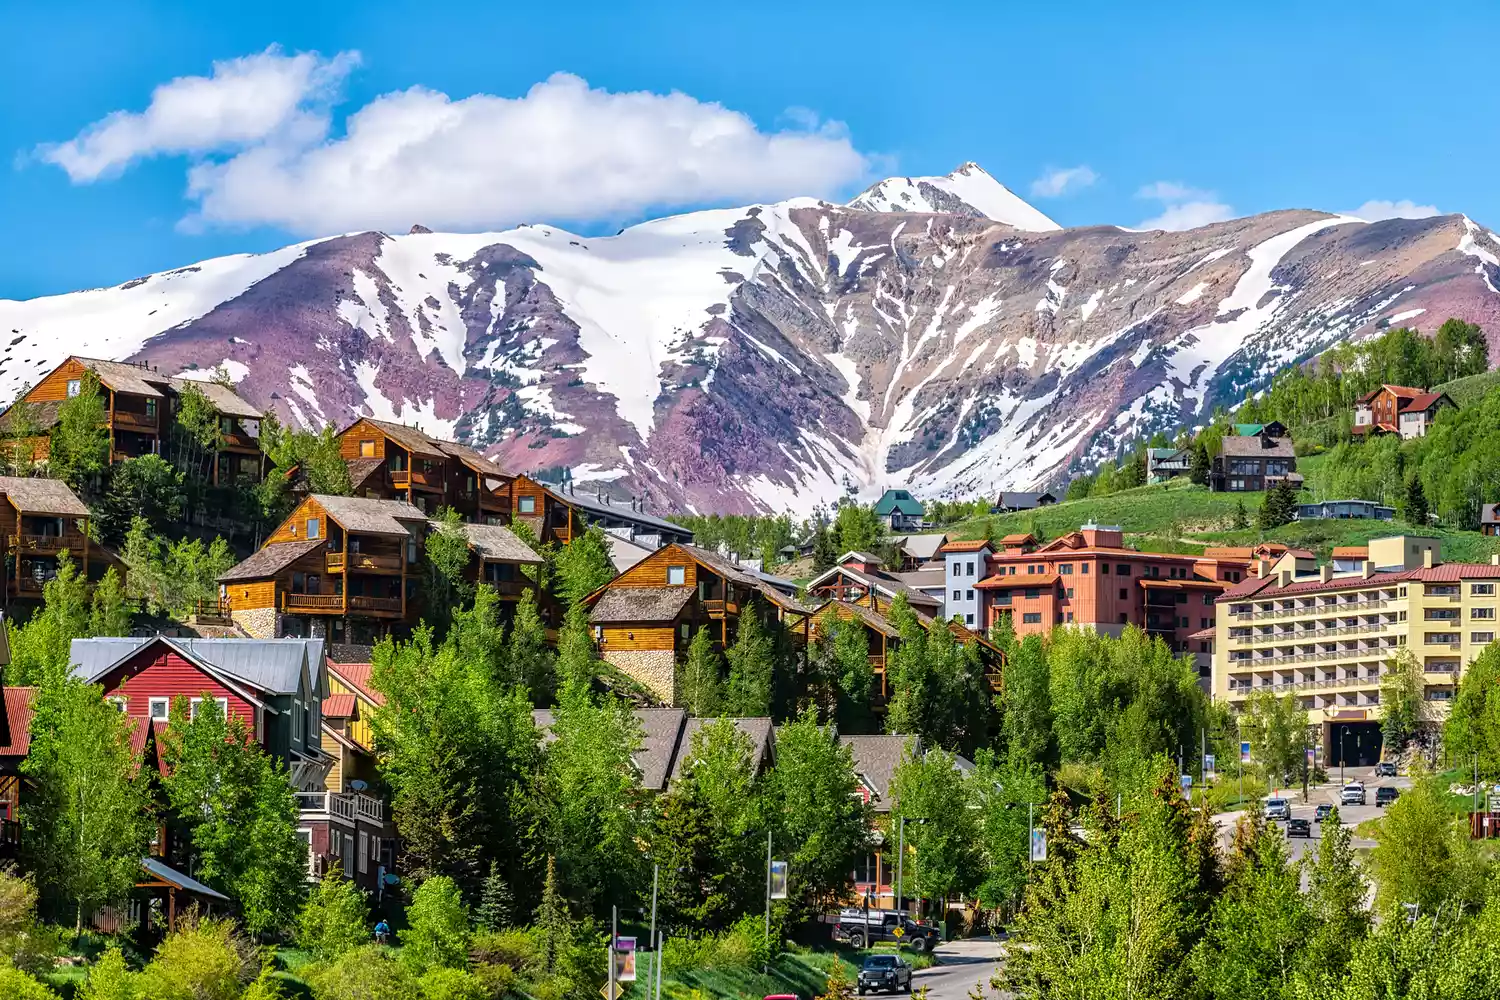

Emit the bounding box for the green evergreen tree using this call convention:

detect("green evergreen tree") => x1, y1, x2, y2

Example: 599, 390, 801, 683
725, 600, 776, 716
505, 589, 556, 704
1402, 474, 1430, 527
93, 454, 185, 544
536, 855, 569, 974
811, 523, 838, 572
679, 626, 725, 717
87, 567, 132, 637
552, 524, 617, 609
1444, 641, 1500, 779
556, 602, 601, 693
1190, 442, 1212, 486
1232, 498, 1250, 530
476, 860, 514, 931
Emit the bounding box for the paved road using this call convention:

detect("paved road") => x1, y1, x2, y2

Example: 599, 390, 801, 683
1214, 766, 1412, 864
910, 938, 1006, 1000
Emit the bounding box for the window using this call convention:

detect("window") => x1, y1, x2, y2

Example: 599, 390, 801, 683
667, 565, 686, 586
1474, 583, 1496, 596
1060, 564, 1073, 575
1101, 564, 1110, 575
678, 623, 689, 641
1179, 617, 1189, 628
966, 562, 974, 576
293, 698, 305, 743
1081, 563, 1089, 574
358, 832, 369, 874
306, 518, 320, 540
1473, 632, 1495, 644
1022, 613, 1042, 624
965, 614, 974, 625
1117, 565, 1131, 576
1200, 641, 1211, 654
359, 439, 376, 457
1175, 592, 1187, 605
149, 698, 170, 721
1119, 588, 1128, 600
1149, 565, 1160, 578
343, 834, 355, 871
1474, 607, 1497, 620
518, 496, 536, 514
66, 378, 82, 397
1201, 618, 1211, 629
189, 697, 229, 720
1119, 613, 1128, 624
107, 696, 127, 713
1066, 612, 1074, 623
145, 398, 157, 420
1066, 588, 1074, 598
953, 589, 961, 601
1024, 588, 1040, 599
966, 589, 974, 601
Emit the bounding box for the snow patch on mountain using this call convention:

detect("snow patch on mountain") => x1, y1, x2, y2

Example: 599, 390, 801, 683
848, 163, 1059, 232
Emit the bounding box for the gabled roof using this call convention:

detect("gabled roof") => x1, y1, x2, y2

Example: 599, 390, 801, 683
345, 458, 385, 492
889, 533, 948, 561
670, 717, 774, 781
1217, 435, 1296, 458
0, 476, 90, 516
840, 734, 914, 813
361, 419, 449, 459
219, 537, 324, 583
804, 563, 942, 611
0, 687, 35, 758
74, 358, 166, 397
890, 567, 946, 592
437, 440, 507, 478
590, 587, 694, 624
140, 857, 230, 902
322, 694, 358, 719
873, 489, 924, 517
439, 521, 541, 564
314, 494, 427, 535
168, 376, 262, 419
1402, 391, 1453, 414
994, 491, 1055, 507
70, 635, 325, 701
531, 706, 687, 791
554, 486, 693, 538
328, 662, 384, 707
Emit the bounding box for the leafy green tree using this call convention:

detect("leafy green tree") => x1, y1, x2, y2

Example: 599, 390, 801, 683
1190, 442, 1212, 486
1368, 769, 1487, 918
539, 681, 647, 914
136, 917, 257, 1000
1000, 635, 1055, 773
20, 677, 153, 932
0, 966, 60, 999
763, 710, 870, 914
76, 946, 138, 1000
371, 623, 541, 898
725, 600, 776, 716
159, 699, 308, 934
118, 516, 235, 616
536, 855, 570, 974
476, 860, 514, 931
6, 551, 90, 686
296, 868, 371, 960
970, 751, 1045, 910
1296, 808, 1368, 991
87, 567, 132, 637
553, 524, 616, 608
1434, 316, 1489, 381
1240, 689, 1308, 788
889, 742, 983, 908
1380, 647, 1428, 754
833, 503, 884, 555
679, 626, 725, 717
505, 589, 556, 704
886, 593, 991, 754
402, 875, 472, 973
309, 945, 419, 1000
650, 718, 762, 930
94, 454, 186, 543
423, 507, 476, 631
832, 613, 874, 733
167, 381, 222, 483
1444, 642, 1500, 779
264, 423, 352, 497
48, 369, 108, 491
555, 602, 601, 692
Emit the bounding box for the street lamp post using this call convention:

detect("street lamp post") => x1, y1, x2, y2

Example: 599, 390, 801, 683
895, 816, 925, 918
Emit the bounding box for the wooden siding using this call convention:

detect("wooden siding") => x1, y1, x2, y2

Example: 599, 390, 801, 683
104, 649, 259, 732
327, 674, 376, 750
320, 729, 345, 792
338, 419, 389, 461
24, 358, 91, 403
611, 544, 700, 589
599, 625, 676, 652
225, 579, 277, 609
269, 497, 330, 545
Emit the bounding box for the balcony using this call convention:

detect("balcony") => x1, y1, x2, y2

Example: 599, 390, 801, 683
110, 410, 158, 430
703, 599, 741, 617
283, 593, 343, 613
219, 431, 258, 451
1235, 598, 1390, 621
348, 595, 402, 614
296, 791, 384, 825
483, 579, 528, 598
14, 533, 76, 554
389, 468, 442, 489
327, 551, 402, 573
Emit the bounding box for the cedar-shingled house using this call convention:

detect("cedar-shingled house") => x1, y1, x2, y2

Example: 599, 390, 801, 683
441, 520, 543, 603
0, 476, 95, 600
219, 495, 428, 643
582, 543, 803, 701
336, 418, 513, 522
1210, 431, 1301, 493
0, 357, 265, 485
507, 475, 694, 550
804, 552, 943, 616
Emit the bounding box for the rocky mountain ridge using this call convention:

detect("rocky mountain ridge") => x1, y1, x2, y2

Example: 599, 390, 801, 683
3, 164, 1499, 516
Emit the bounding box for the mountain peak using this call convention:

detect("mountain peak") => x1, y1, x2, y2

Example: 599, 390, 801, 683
847, 162, 1059, 232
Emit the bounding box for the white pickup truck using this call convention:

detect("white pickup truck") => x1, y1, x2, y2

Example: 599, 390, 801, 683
1340, 782, 1366, 806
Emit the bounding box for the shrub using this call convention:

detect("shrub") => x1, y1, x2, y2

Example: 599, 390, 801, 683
420, 966, 488, 1000
308, 945, 418, 1000
296, 869, 370, 960
471, 927, 537, 971
402, 876, 471, 973
76, 947, 138, 1000
0, 963, 59, 1000
135, 917, 256, 1000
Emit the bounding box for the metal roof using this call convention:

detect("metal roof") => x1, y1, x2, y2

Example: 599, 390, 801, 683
70, 636, 324, 698
140, 857, 230, 901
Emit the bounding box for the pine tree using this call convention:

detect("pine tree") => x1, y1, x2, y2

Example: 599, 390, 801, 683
505, 589, 556, 703
1190, 442, 1211, 486
476, 860, 514, 931
88, 567, 132, 638
1403, 475, 1430, 527
680, 626, 725, 716
833, 613, 873, 734
1233, 498, 1250, 530
556, 602, 601, 694
725, 600, 776, 716
536, 856, 569, 973
811, 523, 838, 572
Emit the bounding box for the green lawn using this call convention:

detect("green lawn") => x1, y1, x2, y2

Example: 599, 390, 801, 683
1435, 369, 1500, 407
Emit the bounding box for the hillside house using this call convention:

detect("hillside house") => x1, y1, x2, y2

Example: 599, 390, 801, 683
1353, 385, 1456, 440
438, 520, 542, 605
887, 533, 948, 571
1210, 433, 1300, 492
1147, 448, 1193, 483
506, 475, 693, 550
1296, 499, 1395, 522
873, 490, 925, 531
942, 539, 993, 628
0, 358, 264, 485
805, 552, 943, 617
991, 491, 1057, 513
219, 495, 428, 643
336, 418, 512, 522
319, 660, 395, 889
0, 477, 94, 600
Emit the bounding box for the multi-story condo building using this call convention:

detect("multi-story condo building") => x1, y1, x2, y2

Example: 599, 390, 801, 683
0, 476, 96, 599
1212, 535, 1500, 765
0, 357, 265, 485
1210, 430, 1300, 493
974, 524, 1251, 675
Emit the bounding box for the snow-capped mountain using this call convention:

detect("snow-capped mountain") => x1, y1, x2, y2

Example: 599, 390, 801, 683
3, 163, 1500, 516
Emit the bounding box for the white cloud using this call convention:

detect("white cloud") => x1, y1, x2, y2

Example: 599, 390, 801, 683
38, 46, 360, 182
1135, 179, 1236, 231
40, 53, 872, 235
1029, 165, 1097, 198
1345, 199, 1441, 222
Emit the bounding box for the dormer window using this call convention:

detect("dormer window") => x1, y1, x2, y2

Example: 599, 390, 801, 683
518, 496, 536, 514
359, 439, 376, 457
66, 379, 81, 397
306, 518, 320, 540
668, 566, 686, 586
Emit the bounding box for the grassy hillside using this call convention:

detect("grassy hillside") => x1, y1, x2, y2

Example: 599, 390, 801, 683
1434, 368, 1500, 407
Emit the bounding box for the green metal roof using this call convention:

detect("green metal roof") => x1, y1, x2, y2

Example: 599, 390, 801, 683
873, 489, 924, 516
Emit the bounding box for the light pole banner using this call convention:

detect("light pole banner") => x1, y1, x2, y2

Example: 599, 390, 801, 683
1029, 827, 1047, 862
615, 937, 636, 982
1203, 754, 1216, 779
769, 861, 788, 900
1240, 741, 1252, 764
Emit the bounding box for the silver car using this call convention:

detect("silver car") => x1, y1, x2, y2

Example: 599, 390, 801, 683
1265, 798, 1291, 821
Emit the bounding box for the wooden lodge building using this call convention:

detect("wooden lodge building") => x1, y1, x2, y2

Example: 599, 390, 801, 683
0, 357, 266, 486
0, 476, 96, 600
336, 418, 513, 522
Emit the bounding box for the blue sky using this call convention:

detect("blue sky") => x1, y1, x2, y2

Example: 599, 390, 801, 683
3, 1, 1493, 299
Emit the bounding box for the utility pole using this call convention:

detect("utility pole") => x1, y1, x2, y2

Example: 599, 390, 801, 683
608, 905, 617, 1000
650, 864, 658, 957
655, 930, 663, 1000
764, 829, 772, 972
896, 817, 906, 916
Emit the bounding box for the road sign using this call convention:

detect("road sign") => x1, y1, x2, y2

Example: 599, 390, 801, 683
602, 984, 626, 1000
1487, 792, 1500, 813
891, 925, 904, 939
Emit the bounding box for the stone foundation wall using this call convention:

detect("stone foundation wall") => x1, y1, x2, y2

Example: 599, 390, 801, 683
603, 650, 676, 704
232, 607, 277, 639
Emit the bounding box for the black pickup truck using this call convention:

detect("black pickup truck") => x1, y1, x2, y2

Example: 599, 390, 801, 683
832, 909, 940, 952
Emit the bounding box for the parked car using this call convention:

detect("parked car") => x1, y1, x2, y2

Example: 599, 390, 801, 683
1286, 818, 1312, 838
857, 955, 911, 995
1376, 786, 1400, 807
833, 910, 940, 952
1375, 762, 1397, 778
1315, 804, 1335, 823
1341, 782, 1366, 806
1265, 797, 1291, 821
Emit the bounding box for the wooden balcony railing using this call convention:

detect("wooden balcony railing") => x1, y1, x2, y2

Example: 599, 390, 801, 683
193, 598, 231, 623
390, 469, 409, 486
283, 593, 343, 612
111, 410, 158, 429
219, 431, 258, 450
15, 534, 76, 553
703, 599, 740, 617
349, 595, 402, 613
483, 579, 528, 597
344, 552, 403, 572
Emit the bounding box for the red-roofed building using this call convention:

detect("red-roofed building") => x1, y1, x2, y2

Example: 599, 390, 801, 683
971, 524, 1251, 676
1354, 385, 1455, 440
